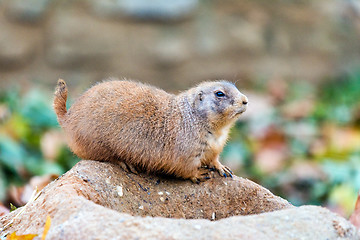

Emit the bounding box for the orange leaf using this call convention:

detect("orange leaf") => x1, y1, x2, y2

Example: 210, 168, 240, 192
350, 192, 360, 228
6, 232, 37, 240
41, 215, 51, 240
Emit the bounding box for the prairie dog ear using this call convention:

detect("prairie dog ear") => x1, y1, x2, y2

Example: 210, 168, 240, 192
198, 91, 204, 101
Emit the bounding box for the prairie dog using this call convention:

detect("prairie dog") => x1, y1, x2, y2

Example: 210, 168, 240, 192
54, 79, 248, 183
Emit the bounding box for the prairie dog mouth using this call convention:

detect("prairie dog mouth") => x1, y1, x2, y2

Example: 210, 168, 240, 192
235, 106, 247, 116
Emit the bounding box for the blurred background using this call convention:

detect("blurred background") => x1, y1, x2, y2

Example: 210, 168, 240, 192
0, 0, 360, 217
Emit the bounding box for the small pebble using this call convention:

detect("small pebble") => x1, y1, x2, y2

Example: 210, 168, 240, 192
117, 186, 123, 197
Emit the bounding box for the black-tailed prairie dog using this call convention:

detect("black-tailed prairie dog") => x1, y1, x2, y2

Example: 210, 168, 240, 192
54, 79, 248, 183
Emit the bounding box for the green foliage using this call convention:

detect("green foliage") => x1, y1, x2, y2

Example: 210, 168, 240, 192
0, 135, 26, 172
20, 89, 58, 129
313, 70, 360, 124
10, 203, 17, 212
0, 85, 79, 201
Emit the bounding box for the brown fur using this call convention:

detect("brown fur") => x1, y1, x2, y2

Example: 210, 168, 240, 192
53, 78, 248, 182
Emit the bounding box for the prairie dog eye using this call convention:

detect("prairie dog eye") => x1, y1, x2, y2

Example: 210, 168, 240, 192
215, 91, 225, 97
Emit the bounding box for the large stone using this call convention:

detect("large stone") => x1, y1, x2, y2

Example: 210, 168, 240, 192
89, 0, 199, 21
39, 205, 360, 240
0, 20, 39, 70
0, 160, 290, 235
0, 160, 358, 239
45, 10, 123, 70
3, 160, 292, 220
5, 0, 52, 23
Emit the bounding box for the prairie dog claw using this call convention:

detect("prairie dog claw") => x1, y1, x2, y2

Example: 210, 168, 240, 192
215, 164, 233, 178
190, 167, 212, 183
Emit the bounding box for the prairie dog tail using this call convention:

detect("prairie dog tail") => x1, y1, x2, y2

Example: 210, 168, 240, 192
54, 79, 68, 124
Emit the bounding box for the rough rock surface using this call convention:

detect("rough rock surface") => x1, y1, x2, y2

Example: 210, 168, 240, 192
42, 205, 360, 240
0, 160, 358, 239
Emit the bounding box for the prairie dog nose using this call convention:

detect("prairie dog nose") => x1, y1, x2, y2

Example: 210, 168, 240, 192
241, 94, 248, 105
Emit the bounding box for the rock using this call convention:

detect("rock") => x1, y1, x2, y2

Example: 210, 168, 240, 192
227, 18, 265, 54
5, 0, 52, 23
43, 206, 360, 240
0, 22, 38, 70
0, 160, 358, 239
4, 160, 292, 219
151, 34, 190, 68
0, 160, 291, 236
45, 10, 121, 70
89, 0, 199, 21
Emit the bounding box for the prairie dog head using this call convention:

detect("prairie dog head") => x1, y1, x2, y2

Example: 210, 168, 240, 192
189, 81, 248, 129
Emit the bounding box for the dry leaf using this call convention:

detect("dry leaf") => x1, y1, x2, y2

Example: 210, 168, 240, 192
21, 174, 58, 204
288, 161, 326, 181
267, 77, 288, 104
309, 138, 327, 157
3, 200, 48, 239
323, 125, 360, 154
349, 192, 360, 228
281, 98, 315, 119
6, 232, 37, 240
0, 202, 10, 216
8, 174, 58, 206
239, 92, 275, 122
41, 215, 51, 240
2, 189, 42, 232
254, 146, 288, 174
8, 185, 24, 206
40, 130, 66, 161
0, 104, 10, 122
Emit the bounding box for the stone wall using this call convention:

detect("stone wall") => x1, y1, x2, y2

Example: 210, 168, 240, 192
0, 0, 360, 90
